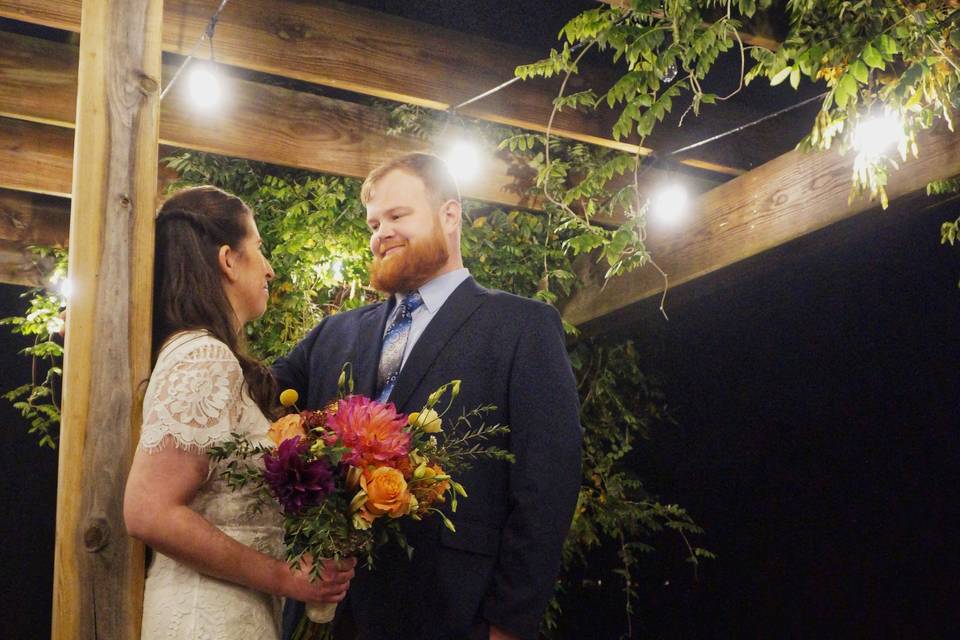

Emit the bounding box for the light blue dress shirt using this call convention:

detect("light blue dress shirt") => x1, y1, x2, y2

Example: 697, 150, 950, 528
384, 267, 471, 371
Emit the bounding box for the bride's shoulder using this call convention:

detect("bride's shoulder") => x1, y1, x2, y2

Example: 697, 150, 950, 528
155, 330, 237, 366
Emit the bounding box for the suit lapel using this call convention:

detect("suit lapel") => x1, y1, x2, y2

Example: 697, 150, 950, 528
390, 277, 487, 410
355, 299, 394, 397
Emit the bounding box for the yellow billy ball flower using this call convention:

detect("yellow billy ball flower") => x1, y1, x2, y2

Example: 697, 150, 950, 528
279, 389, 299, 408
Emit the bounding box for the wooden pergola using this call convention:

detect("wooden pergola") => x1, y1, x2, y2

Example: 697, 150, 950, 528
0, 0, 958, 637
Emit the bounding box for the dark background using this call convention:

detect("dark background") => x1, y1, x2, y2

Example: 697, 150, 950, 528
553, 199, 960, 639
2, 1, 959, 638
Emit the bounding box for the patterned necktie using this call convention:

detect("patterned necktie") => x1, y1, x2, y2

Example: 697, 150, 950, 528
376, 292, 424, 402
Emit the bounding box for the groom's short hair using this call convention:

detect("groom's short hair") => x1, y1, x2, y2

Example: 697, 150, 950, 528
361, 152, 461, 208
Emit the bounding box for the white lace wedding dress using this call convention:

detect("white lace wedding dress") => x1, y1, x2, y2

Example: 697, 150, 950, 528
137, 330, 284, 640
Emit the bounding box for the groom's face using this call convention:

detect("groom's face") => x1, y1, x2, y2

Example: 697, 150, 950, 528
365, 169, 450, 294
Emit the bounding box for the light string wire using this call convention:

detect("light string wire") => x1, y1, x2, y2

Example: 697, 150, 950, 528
159, 0, 232, 102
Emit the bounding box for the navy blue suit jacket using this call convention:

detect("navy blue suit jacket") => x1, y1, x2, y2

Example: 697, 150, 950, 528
274, 277, 582, 640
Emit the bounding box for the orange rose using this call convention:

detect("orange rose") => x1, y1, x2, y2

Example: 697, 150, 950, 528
267, 414, 305, 446
360, 467, 414, 519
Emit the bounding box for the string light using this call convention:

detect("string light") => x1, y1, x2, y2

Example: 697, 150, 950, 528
853, 111, 904, 159
442, 139, 482, 185
58, 278, 73, 300
46, 273, 72, 301
159, 0, 232, 104
650, 183, 689, 226
187, 61, 223, 110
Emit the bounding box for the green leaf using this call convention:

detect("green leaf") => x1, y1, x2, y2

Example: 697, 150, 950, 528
835, 73, 858, 108
862, 44, 884, 70
878, 34, 899, 55
565, 233, 605, 255
850, 60, 868, 84
789, 66, 801, 90
769, 66, 792, 86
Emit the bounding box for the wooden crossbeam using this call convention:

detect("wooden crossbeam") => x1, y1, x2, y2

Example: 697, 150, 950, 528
0, 117, 73, 196
0, 118, 179, 198
0, 187, 68, 284
0, 238, 54, 286
0, 30, 534, 208
0, 31, 720, 214
0, 0, 744, 176
0, 188, 69, 245
561, 126, 960, 331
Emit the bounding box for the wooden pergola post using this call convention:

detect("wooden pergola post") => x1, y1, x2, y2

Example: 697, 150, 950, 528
52, 0, 163, 638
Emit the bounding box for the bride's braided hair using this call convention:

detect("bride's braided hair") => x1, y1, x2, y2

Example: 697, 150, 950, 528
153, 186, 278, 419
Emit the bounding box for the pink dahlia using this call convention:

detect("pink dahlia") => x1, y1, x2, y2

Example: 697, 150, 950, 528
324, 395, 411, 467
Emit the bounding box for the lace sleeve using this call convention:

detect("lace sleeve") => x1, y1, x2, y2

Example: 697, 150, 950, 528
139, 335, 243, 454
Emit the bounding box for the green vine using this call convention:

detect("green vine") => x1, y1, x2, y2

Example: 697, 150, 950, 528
1, 247, 67, 448
519, 0, 959, 208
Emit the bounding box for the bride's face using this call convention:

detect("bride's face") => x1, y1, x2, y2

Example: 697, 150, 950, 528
222, 214, 275, 327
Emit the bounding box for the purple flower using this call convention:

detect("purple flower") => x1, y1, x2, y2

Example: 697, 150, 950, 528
263, 437, 334, 515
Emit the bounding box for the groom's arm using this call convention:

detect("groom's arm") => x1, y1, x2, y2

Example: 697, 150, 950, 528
271, 318, 328, 398
482, 303, 582, 640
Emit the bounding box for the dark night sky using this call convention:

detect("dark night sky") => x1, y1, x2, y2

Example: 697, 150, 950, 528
2, 2, 959, 638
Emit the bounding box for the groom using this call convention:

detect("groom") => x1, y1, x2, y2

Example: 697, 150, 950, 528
274, 152, 582, 640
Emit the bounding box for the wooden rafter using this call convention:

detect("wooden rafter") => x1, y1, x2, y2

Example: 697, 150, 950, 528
0, 31, 536, 208
0, 188, 68, 246
561, 126, 960, 331
0, 117, 73, 197
0, 189, 67, 286
0, 30, 721, 220
0, 0, 745, 176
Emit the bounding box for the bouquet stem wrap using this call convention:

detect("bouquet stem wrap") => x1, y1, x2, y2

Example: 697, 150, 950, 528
306, 601, 337, 624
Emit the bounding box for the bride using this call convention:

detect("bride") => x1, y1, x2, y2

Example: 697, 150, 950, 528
124, 186, 355, 639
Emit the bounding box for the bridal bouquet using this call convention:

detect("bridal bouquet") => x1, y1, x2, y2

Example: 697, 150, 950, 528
209, 367, 511, 638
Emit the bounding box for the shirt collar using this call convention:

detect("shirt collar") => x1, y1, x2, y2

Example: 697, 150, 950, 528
394, 268, 470, 314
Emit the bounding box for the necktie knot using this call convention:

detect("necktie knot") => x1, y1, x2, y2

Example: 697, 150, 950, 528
399, 292, 424, 317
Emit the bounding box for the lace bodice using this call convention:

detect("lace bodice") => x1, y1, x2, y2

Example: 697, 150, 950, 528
138, 331, 283, 640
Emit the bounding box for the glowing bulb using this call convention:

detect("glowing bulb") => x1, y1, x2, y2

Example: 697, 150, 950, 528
188, 63, 222, 110
853, 112, 903, 159
443, 140, 481, 185
57, 277, 73, 301
650, 184, 689, 226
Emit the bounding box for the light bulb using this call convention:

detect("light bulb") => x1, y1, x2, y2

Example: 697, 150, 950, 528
650, 184, 689, 226
188, 62, 222, 110
57, 277, 73, 301
442, 140, 481, 185
853, 112, 904, 159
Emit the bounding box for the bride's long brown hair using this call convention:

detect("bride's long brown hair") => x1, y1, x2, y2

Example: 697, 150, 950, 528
152, 185, 277, 418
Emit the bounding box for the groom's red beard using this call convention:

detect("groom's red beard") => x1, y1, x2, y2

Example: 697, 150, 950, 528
369, 221, 449, 294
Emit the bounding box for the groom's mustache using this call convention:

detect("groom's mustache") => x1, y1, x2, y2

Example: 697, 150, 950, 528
376, 241, 406, 258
